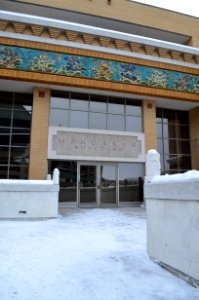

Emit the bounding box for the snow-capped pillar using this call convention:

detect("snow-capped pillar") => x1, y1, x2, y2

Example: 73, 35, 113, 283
53, 168, 60, 185
145, 149, 161, 183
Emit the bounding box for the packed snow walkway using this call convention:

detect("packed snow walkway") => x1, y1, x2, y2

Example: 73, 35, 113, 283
0, 207, 198, 300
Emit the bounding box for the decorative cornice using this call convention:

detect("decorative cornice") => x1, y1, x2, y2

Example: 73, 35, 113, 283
0, 10, 199, 68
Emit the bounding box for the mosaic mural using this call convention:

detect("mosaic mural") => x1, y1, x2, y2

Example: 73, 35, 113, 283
0, 44, 199, 94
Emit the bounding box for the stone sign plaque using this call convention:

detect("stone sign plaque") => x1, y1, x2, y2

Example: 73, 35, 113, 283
49, 129, 144, 161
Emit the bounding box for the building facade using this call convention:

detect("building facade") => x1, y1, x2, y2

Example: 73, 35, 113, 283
0, 0, 199, 207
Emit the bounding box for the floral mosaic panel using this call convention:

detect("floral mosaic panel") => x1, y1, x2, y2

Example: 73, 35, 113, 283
0, 44, 199, 94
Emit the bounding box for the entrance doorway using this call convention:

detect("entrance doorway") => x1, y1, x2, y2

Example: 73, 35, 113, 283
78, 162, 118, 207
48, 160, 144, 207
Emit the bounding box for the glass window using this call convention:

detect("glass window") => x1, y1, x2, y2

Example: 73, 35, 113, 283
9, 165, 28, 179
89, 112, 106, 130
119, 163, 144, 202
90, 100, 107, 113
13, 110, 32, 128
51, 97, 69, 109
126, 116, 142, 132
0, 110, 12, 127
0, 166, 8, 179
10, 147, 29, 164
126, 103, 142, 116
157, 123, 162, 138
71, 93, 89, 111
107, 114, 125, 131
157, 139, 163, 155
0, 146, 9, 164
0, 92, 32, 179
70, 111, 88, 128
49, 109, 68, 127
0, 92, 13, 109
11, 132, 30, 147
156, 108, 191, 174
14, 93, 32, 111
108, 97, 124, 114
0, 128, 10, 146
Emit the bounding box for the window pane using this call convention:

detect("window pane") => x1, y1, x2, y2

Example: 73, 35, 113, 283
163, 139, 170, 155
49, 109, 68, 127
168, 139, 178, 154
157, 139, 163, 155
0, 128, 10, 146
108, 99, 124, 114
167, 124, 176, 139
177, 125, 189, 139
180, 155, 191, 170
9, 165, 28, 179
0, 165, 8, 178
157, 123, 162, 138
71, 93, 89, 110
0, 146, 9, 164
0, 109, 12, 127
176, 111, 189, 125
69, 111, 88, 128
13, 110, 32, 128
11, 133, 30, 147
178, 140, 190, 154
14, 93, 32, 111
126, 104, 142, 116
119, 163, 144, 202
90, 100, 107, 113
90, 112, 106, 130
10, 147, 29, 164
107, 114, 125, 131
51, 97, 69, 109
0, 92, 13, 109
126, 116, 142, 132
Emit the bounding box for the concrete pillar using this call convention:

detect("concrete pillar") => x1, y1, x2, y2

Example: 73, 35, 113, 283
29, 88, 50, 179
189, 106, 199, 170
143, 100, 157, 154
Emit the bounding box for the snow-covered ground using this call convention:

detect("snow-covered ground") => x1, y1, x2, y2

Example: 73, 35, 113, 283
0, 208, 198, 300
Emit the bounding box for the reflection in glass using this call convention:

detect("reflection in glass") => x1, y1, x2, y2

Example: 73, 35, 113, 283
107, 114, 125, 131
80, 165, 96, 204
0, 92, 32, 179
51, 97, 69, 109
0, 128, 10, 146
0, 146, 9, 164
119, 163, 144, 202
0, 110, 12, 127
70, 111, 88, 128
89, 112, 106, 130
49, 109, 68, 127
13, 110, 32, 128
49, 160, 77, 202
156, 108, 191, 174
126, 104, 142, 116
108, 101, 124, 114
90, 99, 106, 113
126, 116, 142, 132
100, 165, 116, 204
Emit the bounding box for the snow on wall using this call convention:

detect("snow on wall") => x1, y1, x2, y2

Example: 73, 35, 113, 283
144, 150, 199, 286
0, 169, 60, 219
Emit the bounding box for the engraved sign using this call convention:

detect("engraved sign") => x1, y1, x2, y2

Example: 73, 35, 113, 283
51, 130, 142, 160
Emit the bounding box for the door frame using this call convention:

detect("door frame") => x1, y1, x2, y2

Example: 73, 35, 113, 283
77, 161, 119, 207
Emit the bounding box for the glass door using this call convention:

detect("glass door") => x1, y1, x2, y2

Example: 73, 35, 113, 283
78, 164, 97, 207
99, 164, 118, 206
78, 162, 118, 207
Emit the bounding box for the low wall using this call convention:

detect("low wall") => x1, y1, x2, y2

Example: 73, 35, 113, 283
145, 171, 199, 287
0, 178, 59, 219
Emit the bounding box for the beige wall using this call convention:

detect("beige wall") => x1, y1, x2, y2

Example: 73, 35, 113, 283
16, 0, 199, 46
189, 107, 199, 170
29, 88, 50, 179
143, 100, 157, 154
